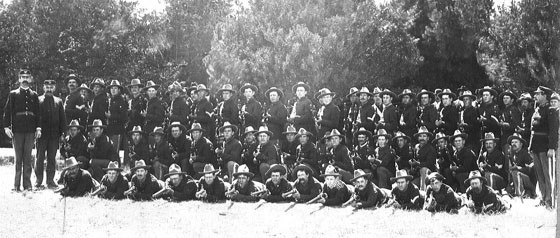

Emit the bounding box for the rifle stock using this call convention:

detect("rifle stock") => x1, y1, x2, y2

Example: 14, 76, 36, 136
90, 186, 106, 197
306, 193, 325, 205
342, 196, 355, 207
250, 189, 268, 196
281, 189, 297, 197
152, 187, 171, 198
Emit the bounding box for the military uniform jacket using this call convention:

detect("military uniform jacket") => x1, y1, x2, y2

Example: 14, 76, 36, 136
398, 103, 417, 138
218, 98, 240, 126
519, 107, 533, 142
191, 137, 214, 164
62, 169, 96, 197
331, 144, 354, 172
264, 178, 293, 202
129, 139, 150, 163
280, 139, 298, 164
164, 175, 197, 201
294, 177, 322, 203
3, 87, 40, 133
353, 142, 375, 171
531, 102, 559, 152
394, 143, 413, 171
218, 137, 242, 164
198, 177, 226, 202
38, 94, 66, 138
106, 94, 127, 135
64, 92, 88, 126
374, 146, 396, 174
425, 183, 459, 212
416, 143, 437, 173
459, 106, 480, 146
89, 135, 118, 162
377, 103, 399, 134
356, 102, 375, 132
391, 183, 422, 209
481, 149, 507, 181
417, 104, 438, 133
169, 134, 192, 162
296, 142, 319, 173
454, 147, 477, 173
150, 139, 174, 166
88, 93, 108, 125
193, 97, 214, 131
438, 104, 458, 136
436, 144, 454, 171
355, 182, 386, 208
317, 102, 340, 139
477, 102, 501, 136
242, 97, 262, 129
510, 148, 534, 177
145, 97, 165, 134
322, 180, 351, 206
169, 96, 189, 126
61, 133, 88, 159
500, 104, 521, 144
255, 141, 279, 165
130, 173, 162, 201
267, 101, 287, 140
127, 94, 147, 130
242, 141, 259, 165
292, 96, 315, 133
465, 185, 504, 213
231, 180, 263, 202
99, 174, 129, 200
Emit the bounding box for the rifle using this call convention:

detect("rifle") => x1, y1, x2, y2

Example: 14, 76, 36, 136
284, 201, 297, 212
195, 185, 206, 199
250, 189, 268, 197
306, 193, 326, 205
281, 188, 297, 198
225, 186, 237, 198
153, 187, 172, 198
309, 204, 326, 215
341, 195, 356, 207
90, 185, 107, 197
254, 200, 267, 210
124, 185, 136, 196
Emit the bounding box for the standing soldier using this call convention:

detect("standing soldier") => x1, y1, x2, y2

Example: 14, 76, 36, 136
377, 89, 399, 134
289, 82, 316, 141
36, 79, 66, 189
264, 87, 287, 144
315, 88, 340, 143
106, 80, 128, 154
190, 84, 215, 144
88, 78, 108, 125
457, 90, 481, 151
477, 86, 501, 138
436, 89, 458, 136
498, 90, 521, 155
397, 89, 417, 138
343, 87, 360, 148
63, 74, 87, 126
354, 87, 376, 134
516, 92, 534, 143
126, 78, 147, 131
3, 68, 41, 191
239, 83, 262, 133
216, 84, 240, 127
167, 81, 189, 126
530, 86, 559, 208
416, 89, 438, 133
142, 81, 165, 137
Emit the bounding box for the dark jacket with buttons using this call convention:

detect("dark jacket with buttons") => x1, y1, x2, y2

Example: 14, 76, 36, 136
38, 94, 66, 138
3, 87, 40, 133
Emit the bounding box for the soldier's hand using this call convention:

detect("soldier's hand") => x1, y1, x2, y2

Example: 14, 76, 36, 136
105, 111, 111, 118
292, 190, 301, 200
548, 149, 555, 159
88, 143, 94, 150
451, 165, 458, 171
172, 152, 178, 159
4, 128, 13, 139
140, 109, 147, 117
189, 158, 194, 164
35, 129, 41, 139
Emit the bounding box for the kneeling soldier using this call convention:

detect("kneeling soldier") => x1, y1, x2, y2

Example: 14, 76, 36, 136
263, 164, 293, 203
387, 170, 423, 210
154, 164, 197, 201
57, 157, 97, 197
196, 164, 227, 202
93, 161, 129, 200
464, 170, 508, 214
125, 160, 163, 201
226, 164, 266, 202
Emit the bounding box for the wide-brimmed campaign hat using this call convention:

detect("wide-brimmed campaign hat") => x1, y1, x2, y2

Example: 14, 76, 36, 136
168, 81, 184, 93
103, 161, 123, 172
464, 170, 487, 186
425, 172, 445, 185
390, 169, 413, 183
169, 121, 188, 132
90, 78, 106, 88
67, 119, 83, 130
357, 87, 373, 97
150, 127, 165, 136
265, 164, 287, 178
325, 129, 344, 140
265, 87, 284, 99
316, 88, 336, 99
413, 126, 433, 140
372, 129, 391, 141
199, 164, 221, 175
449, 129, 468, 141
518, 92, 532, 101
88, 119, 106, 129
346, 87, 359, 98
478, 86, 498, 97
291, 82, 310, 93
282, 125, 297, 135
321, 165, 340, 177
295, 128, 313, 138
76, 83, 93, 94
350, 169, 371, 182
62, 157, 81, 171
186, 123, 204, 134
480, 132, 499, 143
195, 84, 210, 94
243, 126, 256, 136
217, 84, 236, 94
507, 133, 527, 146
143, 80, 160, 91
219, 121, 238, 134
392, 131, 411, 142
292, 163, 314, 178
417, 89, 435, 102
437, 89, 457, 100
372, 87, 382, 96
499, 89, 517, 101
458, 90, 477, 101
128, 125, 146, 136
233, 164, 254, 178
398, 89, 416, 99
127, 78, 143, 88
164, 164, 189, 178
378, 89, 397, 99
254, 125, 273, 137
431, 132, 449, 144
240, 83, 258, 94
131, 159, 151, 171
354, 127, 373, 139
65, 74, 81, 86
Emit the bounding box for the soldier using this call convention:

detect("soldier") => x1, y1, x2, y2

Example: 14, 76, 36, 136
377, 89, 399, 134
449, 130, 478, 193
315, 88, 340, 141
142, 81, 165, 137
507, 133, 536, 198
264, 87, 287, 143
371, 129, 396, 189
64, 74, 88, 126
280, 125, 298, 171
294, 128, 320, 176
188, 123, 214, 177
226, 164, 266, 202
530, 86, 559, 207
126, 126, 150, 169
57, 157, 97, 197
325, 129, 354, 183
87, 119, 119, 181
499, 90, 521, 154
262, 164, 293, 203
94, 161, 129, 200
3, 68, 41, 191
516, 92, 534, 143
239, 83, 263, 132
314, 165, 352, 206
125, 160, 163, 201
154, 164, 198, 201
424, 172, 460, 213
432, 132, 454, 185
190, 84, 215, 143
167, 81, 190, 127
477, 86, 501, 138
464, 170, 508, 214
478, 133, 508, 191
387, 170, 423, 210
343, 87, 360, 148
354, 87, 376, 133
393, 131, 413, 173
216, 122, 242, 183
60, 120, 89, 170
196, 164, 227, 202
106, 80, 128, 154
36, 80, 66, 189
416, 89, 438, 133
288, 82, 316, 141
149, 127, 173, 179
167, 121, 192, 175
352, 128, 375, 174
126, 78, 147, 131
436, 89, 458, 136
290, 164, 322, 203
241, 126, 259, 174
88, 78, 108, 125
457, 90, 481, 150
216, 84, 240, 128
411, 126, 437, 191
345, 169, 389, 209
253, 125, 279, 182
397, 89, 417, 138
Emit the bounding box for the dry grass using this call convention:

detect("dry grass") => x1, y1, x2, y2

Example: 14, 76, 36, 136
0, 165, 556, 238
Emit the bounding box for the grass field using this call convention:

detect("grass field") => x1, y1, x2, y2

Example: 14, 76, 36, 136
0, 164, 556, 238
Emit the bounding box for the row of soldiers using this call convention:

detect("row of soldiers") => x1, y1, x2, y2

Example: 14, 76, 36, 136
4, 69, 559, 209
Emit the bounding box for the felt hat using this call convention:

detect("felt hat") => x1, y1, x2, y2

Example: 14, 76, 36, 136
392, 131, 411, 142
76, 83, 93, 94
449, 129, 468, 141
316, 88, 336, 99
479, 86, 498, 97
507, 133, 527, 146
127, 78, 143, 88
464, 170, 487, 186
233, 164, 254, 178
265, 87, 284, 99
480, 132, 499, 143
219, 121, 238, 134
291, 82, 310, 93
43, 79, 56, 85
240, 83, 258, 94
518, 92, 532, 101
378, 89, 397, 99
64, 74, 81, 85
354, 127, 373, 139
458, 90, 477, 101
413, 126, 433, 140
534, 86, 552, 96
431, 132, 449, 144
164, 164, 189, 178
325, 129, 344, 140
321, 165, 340, 177
67, 119, 83, 130
143, 80, 160, 91
254, 125, 273, 137
195, 84, 210, 94
292, 163, 314, 178
62, 157, 81, 170
265, 164, 287, 177
217, 84, 235, 94
346, 87, 359, 98
390, 169, 413, 183
425, 172, 445, 185
499, 89, 517, 101
199, 164, 221, 175
150, 127, 165, 136
372, 129, 391, 140
296, 128, 313, 138
186, 122, 204, 134
437, 88, 457, 100
243, 126, 257, 136
103, 161, 123, 172
90, 78, 106, 88
357, 87, 373, 97
88, 119, 106, 129
168, 81, 184, 92
398, 89, 416, 99
282, 125, 297, 135
131, 159, 151, 171
350, 169, 371, 182
128, 125, 146, 136
417, 89, 435, 102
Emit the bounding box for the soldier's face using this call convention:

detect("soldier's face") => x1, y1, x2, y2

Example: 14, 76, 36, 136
18, 74, 32, 85
237, 175, 248, 187
223, 128, 234, 140
107, 170, 118, 182
171, 127, 182, 138
470, 178, 482, 193
245, 133, 255, 143
453, 137, 465, 149
430, 178, 442, 191
377, 136, 387, 147
503, 95, 512, 106
298, 135, 308, 145
534, 92, 546, 104
80, 89, 89, 97
67, 166, 79, 178
551, 99, 559, 108
357, 135, 367, 145
462, 97, 473, 107
43, 84, 55, 94
520, 100, 530, 109
485, 140, 495, 152
322, 95, 332, 105
295, 87, 306, 98
350, 94, 358, 103
170, 174, 182, 186
67, 79, 78, 90
482, 92, 492, 103
243, 88, 255, 99
190, 91, 198, 100
269, 91, 279, 103
420, 95, 430, 105
331, 136, 341, 146
359, 93, 369, 104
373, 95, 382, 105
396, 178, 408, 191
171, 90, 180, 99
437, 139, 447, 149
418, 134, 428, 144
197, 90, 207, 100
222, 91, 231, 101
382, 95, 392, 105
147, 88, 157, 98
258, 133, 269, 145
110, 86, 120, 96
69, 127, 79, 137
297, 171, 309, 184
154, 134, 162, 143
91, 127, 102, 137
401, 95, 410, 104
325, 138, 333, 148
441, 95, 451, 106
204, 173, 215, 185
136, 168, 147, 180
286, 133, 296, 142
325, 176, 337, 188
397, 138, 406, 148
191, 130, 201, 140
355, 177, 367, 190
93, 85, 103, 95
130, 85, 140, 95
270, 172, 281, 184
132, 133, 142, 144
511, 139, 522, 152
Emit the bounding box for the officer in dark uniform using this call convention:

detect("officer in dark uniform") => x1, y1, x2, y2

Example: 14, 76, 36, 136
190, 84, 215, 144
216, 84, 240, 128
167, 81, 189, 126
88, 78, 108, 125
239, 83, 263, 134
126, 78, 147, 131
315, 88, 340, 142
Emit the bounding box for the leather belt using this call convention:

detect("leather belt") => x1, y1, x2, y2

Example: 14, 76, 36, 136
15, 111, 35, 116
